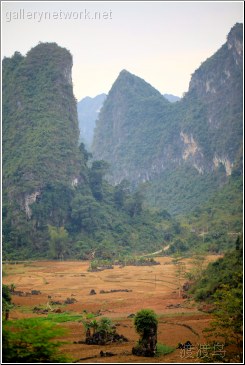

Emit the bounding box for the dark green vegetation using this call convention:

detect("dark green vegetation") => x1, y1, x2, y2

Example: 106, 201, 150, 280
88, 256, 160, 272
180, 174, 243, 253
189, 237, 243, 361
2, 42, 185, 260
2, 285, 12, 320
143, 165, 228, 216
189, 237, 242, 301
2, 317, 70, 363
134, 309, 158, 337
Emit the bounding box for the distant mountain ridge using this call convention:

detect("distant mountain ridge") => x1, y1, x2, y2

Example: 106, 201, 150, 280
92, 23, 243, 214
163, 94, 180, 103
77, 93, 107, 149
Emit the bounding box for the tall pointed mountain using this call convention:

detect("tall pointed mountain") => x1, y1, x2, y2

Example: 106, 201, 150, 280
92, 69, 172, 185
2, 43, 86, 253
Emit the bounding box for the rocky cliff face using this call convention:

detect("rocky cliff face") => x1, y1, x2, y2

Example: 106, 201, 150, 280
2, 43, 81, 218
92, 24, 243, 191
185, 23, 243, 174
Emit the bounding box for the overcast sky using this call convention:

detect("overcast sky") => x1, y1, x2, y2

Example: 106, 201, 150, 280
1, 1, 244, 100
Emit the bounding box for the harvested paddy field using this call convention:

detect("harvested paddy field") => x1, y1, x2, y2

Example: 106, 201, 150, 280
3, 255, 219, 363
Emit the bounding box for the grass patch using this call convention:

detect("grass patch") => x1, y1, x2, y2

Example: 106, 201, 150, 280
15, 305, 34, 314
6, 312, 82, 324
45, 312, 82, 323
156, 343, 175, 356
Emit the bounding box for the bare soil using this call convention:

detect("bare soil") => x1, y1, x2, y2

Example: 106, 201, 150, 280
3, 255, 219, 363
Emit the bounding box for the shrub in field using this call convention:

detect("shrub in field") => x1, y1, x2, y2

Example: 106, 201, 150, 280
132, 309, 158, 357
2, 284, 13, 320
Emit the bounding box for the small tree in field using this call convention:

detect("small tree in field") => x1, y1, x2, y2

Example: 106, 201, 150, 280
48, 225, 68, 260
133, 309, 158, 357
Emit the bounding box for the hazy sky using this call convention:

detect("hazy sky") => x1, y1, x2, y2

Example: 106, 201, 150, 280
1, 1, 244, 100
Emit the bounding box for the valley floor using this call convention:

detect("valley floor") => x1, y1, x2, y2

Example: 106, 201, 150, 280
3, 256, 220, 363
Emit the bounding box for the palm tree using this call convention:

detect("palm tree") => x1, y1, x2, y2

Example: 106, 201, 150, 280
90, 319, 99, 335
98, 317, 112, 342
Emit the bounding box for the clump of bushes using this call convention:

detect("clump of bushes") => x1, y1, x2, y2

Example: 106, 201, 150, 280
82, 315, 128, 345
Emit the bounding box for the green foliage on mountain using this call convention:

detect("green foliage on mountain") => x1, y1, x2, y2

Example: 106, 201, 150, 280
181, 173, 243, 252
145, 165, 242, 253
64, 172, 180, 260
189, 236, 242, 301
3, 150, 180, 260
2, 43, 81, 193
144, 165, 227, 215
2, 43, 81, 258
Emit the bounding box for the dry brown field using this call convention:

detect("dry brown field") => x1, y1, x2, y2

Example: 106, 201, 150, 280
2, 255, 220, 363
